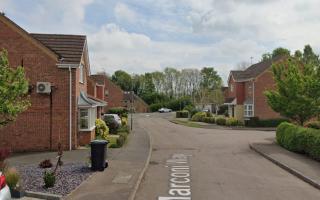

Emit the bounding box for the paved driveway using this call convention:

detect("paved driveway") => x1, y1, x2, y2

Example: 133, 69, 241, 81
135, 113, 320, 200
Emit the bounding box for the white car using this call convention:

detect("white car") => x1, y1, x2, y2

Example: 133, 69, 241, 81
0, 172, 11, 200
158, 108, 172, 113
103, 114, 122, 125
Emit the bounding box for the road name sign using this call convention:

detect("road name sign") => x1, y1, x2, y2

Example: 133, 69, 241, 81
158, 153, 192, 200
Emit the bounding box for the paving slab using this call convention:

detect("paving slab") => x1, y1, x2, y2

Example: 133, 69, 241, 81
64, 120, 151, 200
250, 142, 320, 189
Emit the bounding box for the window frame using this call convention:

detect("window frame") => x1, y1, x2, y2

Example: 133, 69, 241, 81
79, 108, 96, 131
244, 104, 254, 117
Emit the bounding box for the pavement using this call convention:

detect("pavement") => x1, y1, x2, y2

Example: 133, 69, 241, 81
250, 142, 320, 190
135, 112, 320, 200
8, 114, 151, 200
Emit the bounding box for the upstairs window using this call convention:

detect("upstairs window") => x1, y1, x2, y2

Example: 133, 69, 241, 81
79, 64, 84, 83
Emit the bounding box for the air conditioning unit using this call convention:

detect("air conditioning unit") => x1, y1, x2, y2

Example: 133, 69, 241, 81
36, 82, 51, 94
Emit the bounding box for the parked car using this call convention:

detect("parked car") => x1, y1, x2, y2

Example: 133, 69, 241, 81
0, 172, 11, 200
158, 108, 172, 113
103, 114, 122, 125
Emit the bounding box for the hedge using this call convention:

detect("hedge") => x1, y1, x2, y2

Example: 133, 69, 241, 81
216, 117, 226, 125
226, 118, 243, 126
191, 112, 207, 122
203, 117, 215, 124
276, 122, 320, 160
246, 117, 289, 127
176, 110, 189, 118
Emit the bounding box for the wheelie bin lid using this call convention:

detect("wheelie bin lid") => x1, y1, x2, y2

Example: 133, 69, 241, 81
91, 140, 109, 144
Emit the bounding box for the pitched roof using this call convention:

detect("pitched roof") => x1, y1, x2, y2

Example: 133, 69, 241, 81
230, 56, 284, 82
30, 33, 86, 64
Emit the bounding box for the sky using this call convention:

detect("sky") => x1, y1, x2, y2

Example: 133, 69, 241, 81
1, 0, 320, 82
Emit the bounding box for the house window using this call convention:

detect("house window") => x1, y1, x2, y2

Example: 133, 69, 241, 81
244, 104, 254, 117
230, 84, 234, 92
79, 108, 96, 130
79, 64, 84, 83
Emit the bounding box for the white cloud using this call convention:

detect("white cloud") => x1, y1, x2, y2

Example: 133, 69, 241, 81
114, 2, 137, 23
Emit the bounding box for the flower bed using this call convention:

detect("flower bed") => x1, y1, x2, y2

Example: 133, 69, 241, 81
16, 162, 92, 196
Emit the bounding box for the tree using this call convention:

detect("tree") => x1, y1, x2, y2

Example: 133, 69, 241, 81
302, 44, 320, 68
0, 50, 30, 127
271, 47, 290, 58
261, 53, 272, 61
265, 57, 320, 125
111, 70, 132, 91
200, 67, 222, 90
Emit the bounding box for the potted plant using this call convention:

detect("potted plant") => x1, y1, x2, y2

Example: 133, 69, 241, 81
5, 167, 25, 198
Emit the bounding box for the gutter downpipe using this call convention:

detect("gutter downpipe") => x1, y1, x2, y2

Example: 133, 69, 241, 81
69, 66, 72, 151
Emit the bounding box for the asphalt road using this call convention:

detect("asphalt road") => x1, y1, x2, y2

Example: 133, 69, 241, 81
134, 112, 320, 200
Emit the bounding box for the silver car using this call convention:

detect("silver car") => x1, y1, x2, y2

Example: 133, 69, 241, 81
0, 172, 11, 200
103, 114, 122, 125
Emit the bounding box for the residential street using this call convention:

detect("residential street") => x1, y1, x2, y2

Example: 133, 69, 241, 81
135, 113, 320, 200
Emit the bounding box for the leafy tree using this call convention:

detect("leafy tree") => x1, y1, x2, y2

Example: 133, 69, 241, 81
0, 50, 30, 127
302, 44, 320, 68
265, 57, 320, 125
200, 67, 222, 90
272, 47, 290, 58
294, 50, 302, 60
261, 53, 272, 61
111, 70, 132, 91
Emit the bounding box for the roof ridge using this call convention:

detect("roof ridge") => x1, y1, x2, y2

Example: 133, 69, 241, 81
30, 33, 86, 37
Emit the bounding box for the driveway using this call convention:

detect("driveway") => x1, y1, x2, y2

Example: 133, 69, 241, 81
135, 113, 320, 200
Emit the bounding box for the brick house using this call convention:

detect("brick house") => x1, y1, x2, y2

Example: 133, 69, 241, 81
90, 74, 125, 112
0, 14, 106, 152
123, 92, 149, 113
224, 57, 283, 122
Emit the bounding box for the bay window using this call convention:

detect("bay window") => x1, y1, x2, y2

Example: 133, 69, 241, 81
244, 104, 254, 117
79, 108, 97, 130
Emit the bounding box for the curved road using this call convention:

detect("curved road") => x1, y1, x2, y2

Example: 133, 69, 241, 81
134, 113, 320, 200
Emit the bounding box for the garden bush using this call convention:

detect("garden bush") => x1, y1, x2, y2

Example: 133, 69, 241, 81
4, 167, 19, 189
259, 118, 289, 127
121, 117, 128, 126
116, 135, 126, 147
103, 115, 119, 134
305, 121, 320, 129
245, 117, 289, 127
95, 119, 109, 140
43, 171, 55, 188
276, 122, 320, 160
226, 118, 243, 126
203, 117, 215, 124
191, 112, 207, 122
39, 159, 53, 169
216, 117, 226, 125
176, 110, 189, 118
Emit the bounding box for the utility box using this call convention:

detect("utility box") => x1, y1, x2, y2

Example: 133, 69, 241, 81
90, 140, 108, 171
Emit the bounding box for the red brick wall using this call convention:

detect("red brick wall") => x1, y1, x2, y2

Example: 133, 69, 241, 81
235, 82, 245, 105
96, 85, 104, 100
104, 78, 124, 112
79, 129, 95, 146
254, 70, 280, 119
0, 19, 77, 152
244, 81, 253, 102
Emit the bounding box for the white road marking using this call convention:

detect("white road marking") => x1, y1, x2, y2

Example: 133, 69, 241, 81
158, 154, 192, 200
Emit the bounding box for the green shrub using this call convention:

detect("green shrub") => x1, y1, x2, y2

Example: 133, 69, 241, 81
259, 118, 289, 127
203, 117, 215, 124
216, 117, 226, 125
150, 103, 164, 112
191, 112, 207, 122
43, 171, 55, 188
103, 115, 119, 134
245, 117, 260, 127
117, 125, 129, 134
176, 110, 189, 118
246, 117, 289, 127
276, 122, 320, 160
107, 107, 128, 116
305, 121, 320, 129
4, 167, 19, 189
226, 118, 243, 126
116, 135, 126, 147
95, 119, 109, 140
109, 143, 119, 148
